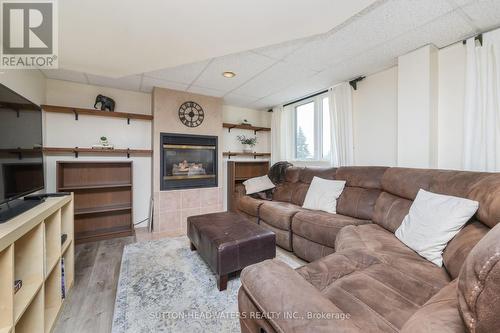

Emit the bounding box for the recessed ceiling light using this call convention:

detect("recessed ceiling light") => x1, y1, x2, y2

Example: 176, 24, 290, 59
222, 71, 236, 78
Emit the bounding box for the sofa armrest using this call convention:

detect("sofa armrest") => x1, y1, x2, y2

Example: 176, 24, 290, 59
240, 259, 360, 332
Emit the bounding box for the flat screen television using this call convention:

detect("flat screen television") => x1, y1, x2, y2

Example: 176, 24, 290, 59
0, 84, 44, 215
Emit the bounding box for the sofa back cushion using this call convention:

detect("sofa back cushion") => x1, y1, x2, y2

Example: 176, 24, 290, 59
374, 167, 500, 282
272, 167, 336, 205
334, 166, 386, 220
458, 223, 500, 333
443, 221, 489, 279
373, 191, 413, 232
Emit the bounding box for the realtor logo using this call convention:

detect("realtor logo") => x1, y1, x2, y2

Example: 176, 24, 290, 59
1, 0, 58, 69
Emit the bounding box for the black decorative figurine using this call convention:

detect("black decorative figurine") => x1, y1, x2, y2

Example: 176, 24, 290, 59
94, 94, 116, 111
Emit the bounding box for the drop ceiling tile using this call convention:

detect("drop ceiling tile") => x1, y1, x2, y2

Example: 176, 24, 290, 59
41, 68, 88, 84
231, 61, 317, 99
192, 51, 276, 91
460, 0, 500, 30
186, 85, 226, 97
452, 0, 479, 7
141, 76, 188, 93
87, 74, 142, 91
223, 94, 258, 107
285, 0, 456, 71
252, 38, 308, 60
144, 59, 211, 85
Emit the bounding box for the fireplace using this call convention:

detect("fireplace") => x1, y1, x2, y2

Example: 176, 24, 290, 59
160, 133, 218, 190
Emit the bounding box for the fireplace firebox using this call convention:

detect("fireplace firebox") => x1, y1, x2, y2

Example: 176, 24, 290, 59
160, 133, 218, 190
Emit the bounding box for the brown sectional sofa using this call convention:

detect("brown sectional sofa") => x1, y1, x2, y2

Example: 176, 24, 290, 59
236, 166, 500, 333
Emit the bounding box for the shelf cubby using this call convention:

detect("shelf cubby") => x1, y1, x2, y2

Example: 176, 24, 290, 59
44, 261, 61, 333
0, 245, 14, 333
0, 196, 74, 333
14, 224, 44, 323
62, 246, 74, 293
15, 287, 44, 333
44, 211, 61, 278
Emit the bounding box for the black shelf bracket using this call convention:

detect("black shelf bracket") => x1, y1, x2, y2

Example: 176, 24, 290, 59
16, 147, 22, 160
16, 110, 20, 118
227, 125, 236, 133
74, 147, 79, 158
127, 117, 130, 125
126, 149, 130, 158
349, 76, 365, 90
73, 109, 79, 120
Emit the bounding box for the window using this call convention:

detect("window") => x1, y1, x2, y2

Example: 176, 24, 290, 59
293, 94, 331, 161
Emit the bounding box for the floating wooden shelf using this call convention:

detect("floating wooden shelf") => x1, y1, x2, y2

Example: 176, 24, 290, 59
0, 148, 42, 158
223, 152, 271, 159
42, 104, 153, 123
223, 122, 271, 134
43, 147, 151, 158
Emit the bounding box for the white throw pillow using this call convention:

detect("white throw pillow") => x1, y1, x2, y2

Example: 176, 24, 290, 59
302, 176, 346, 214
243, 175, 275, 195
395, 189, 479, 267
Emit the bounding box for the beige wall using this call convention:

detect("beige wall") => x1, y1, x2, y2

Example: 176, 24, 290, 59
152, 88, 224, 235
152, 87, 224, 193
353, 67, 398, 166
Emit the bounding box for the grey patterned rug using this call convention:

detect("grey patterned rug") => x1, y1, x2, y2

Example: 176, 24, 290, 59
112, 236, 304, 333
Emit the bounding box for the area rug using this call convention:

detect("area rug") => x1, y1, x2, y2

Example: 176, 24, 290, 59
112, 236, 304, 333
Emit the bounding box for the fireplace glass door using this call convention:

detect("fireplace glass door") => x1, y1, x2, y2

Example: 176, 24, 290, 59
161, 133, 218, 190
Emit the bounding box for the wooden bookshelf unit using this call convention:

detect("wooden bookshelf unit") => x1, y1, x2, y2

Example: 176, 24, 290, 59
56, 161, 134, 243
0, 195, 74, 333
227, 161, 270, 212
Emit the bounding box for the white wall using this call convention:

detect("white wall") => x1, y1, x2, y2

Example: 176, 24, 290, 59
437, 43, 466, 170
222, 105, 271, 155
221, 105, 271, 209
353, 67, 398, 166
44, 79, 152, 227
0, 69, 46, 106
397, 45, 439, 168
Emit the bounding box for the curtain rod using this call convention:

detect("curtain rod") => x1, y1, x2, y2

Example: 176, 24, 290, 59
282, 89, 329, 108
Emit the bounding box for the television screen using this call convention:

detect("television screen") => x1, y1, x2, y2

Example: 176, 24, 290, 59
0, 84, 44, 204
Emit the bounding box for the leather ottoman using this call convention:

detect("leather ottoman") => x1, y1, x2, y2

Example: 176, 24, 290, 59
187, 211, 276, 291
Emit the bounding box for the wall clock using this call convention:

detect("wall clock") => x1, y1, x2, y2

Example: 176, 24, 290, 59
178, 101, 204, 127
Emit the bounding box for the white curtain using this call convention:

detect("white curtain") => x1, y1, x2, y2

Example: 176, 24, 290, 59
271, 105, 294, 164
463, 30, 500, 172
329, 82, 354, 166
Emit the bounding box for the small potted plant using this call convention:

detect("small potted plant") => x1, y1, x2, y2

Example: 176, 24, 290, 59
237, 135, 257, 153
100, 136, 109, 146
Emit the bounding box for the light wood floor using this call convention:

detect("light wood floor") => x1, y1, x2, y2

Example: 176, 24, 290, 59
52, 236, 135, 333
52, 228, 304, 333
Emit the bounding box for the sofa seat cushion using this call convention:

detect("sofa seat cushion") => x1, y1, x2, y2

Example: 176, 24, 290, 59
401, 280, 466, 333
238, 195, 265, 217
335, 224, 452, 290
336, 223, 413, 254
259, 201, 305, 231
297, 248, 452, 331
292, 210, 370, 248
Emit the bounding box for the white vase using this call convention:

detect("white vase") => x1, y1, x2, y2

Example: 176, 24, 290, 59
243, 144, 253, 153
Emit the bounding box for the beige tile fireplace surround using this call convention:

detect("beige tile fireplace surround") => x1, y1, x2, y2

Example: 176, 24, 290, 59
152, 88, 224, 235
